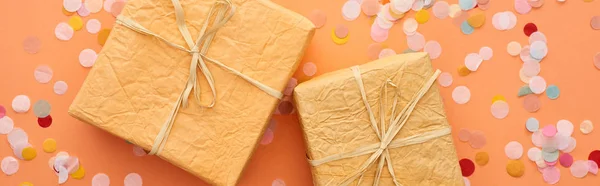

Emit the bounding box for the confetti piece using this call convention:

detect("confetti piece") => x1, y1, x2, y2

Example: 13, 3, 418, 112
71, 165, 86, 179
491, 101, 509, 119
475, 152, 489, 166
378, 48, 396, 59
530, 41, 548, 60
272, 178, 286, 186
132, 146, 147, 156
589, 160, 598, 175
532, 131, 544, 147
528, 0, 545, 7
84, 0, 102, 13
13, 144, 29, 159
469, 130, 487, 149
523, 23, 538, 36
591, 16, 600, 30
560, 153, 574, 167
38, 115, 53, 128
467, 13, 485, 28
367, 43, 384, 60
371, 23, 389, 43
464, 53, 483, 71
543, 166, 560, 184
564, 137, 577, 153
526, 117, 539, 132
415, 10, 430, 24
459, 158, 475, 176
432, 1, 449, 19
458, 128, 471, 142
12, 95, 31, 113
523, 61, 540, 77
542, 125, 557, 137
303, 62, 317, 77
514, 0, 532, 14
460, 21, 475, 35
518, 85, 534, 97
23, 36, 41, 54
55, 22, 74, 41
528, 147, 542, 161
520, 45, 540, 63
493, 12, 518, 30
86, 19, 101, 34
463, 177, 471, 186
392, 0, 413, 13
523, 94, 541, 112
68, 16, 83, 31
110, 2, 125, 17
407, 32, 426, 51
478, 46, 493, 60
361, 0, 380, 16
77, 5, 90, 17
556, 120, 573, 136
571, 160, 589, 178
452, 86, 471, 104
448, 4, 461, 18
492, 95, 506, 103
459, 0, 475, 10
1, 156, 19, 175
423, 40, 442, 59
62, 7, 75, 16
92, 173, 111, 186
103, 0, 114, 12
79, 49, 98, 68
505, 141, 523, 160
43, 138, 57, 153
0, 105, 5, 118
283, 78, 297, 96
458, 65, 471, 76
0, 116, 14, 134
543, 148, 559, 162
529, 76, 547, 94
342, 1, 361, 21
529, 32, 547, 44
277, 101, 294, 115
437, 72, 453, 87
124, 173, 143, 186
53, 81, 69, 95
98, 29, 111, 46
34, 65, 54, 84
589, 150, 600, 166
8, 128, 28, 148
412, 0, 424, 11
58, 166, 68, 184
403, 18, 418, 35
22, 147, 37, 161
507, 41, 522, 56
334, 24, 349, 39
519, 68, 532, 84
260, 128, 274, 145
506, 160, 525, 177
33, 100, 51, 118
580, 120, 594, 134
309, 10, 327, 28
63, 0, 82, 12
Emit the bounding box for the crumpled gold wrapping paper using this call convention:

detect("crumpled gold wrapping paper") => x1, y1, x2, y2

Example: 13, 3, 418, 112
293, 53, 464, 186
67, 0, 314, 185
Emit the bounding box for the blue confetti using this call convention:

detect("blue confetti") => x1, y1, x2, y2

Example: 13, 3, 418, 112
461, 21, 474, 35
459, 0, 474, 10
526, 117, 539, 132
546, 85, 560, 100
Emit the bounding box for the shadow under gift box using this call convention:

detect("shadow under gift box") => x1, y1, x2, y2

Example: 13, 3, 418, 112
67, 0, 315, 185
294, 53, 464, 186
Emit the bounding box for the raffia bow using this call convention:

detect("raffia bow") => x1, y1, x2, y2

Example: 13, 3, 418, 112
308, 66, 450, 186
114, 0, 282, 155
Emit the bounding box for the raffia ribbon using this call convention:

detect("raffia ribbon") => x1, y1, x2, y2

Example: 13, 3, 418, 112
114, 0, 283, 155
308, 66, 450, 186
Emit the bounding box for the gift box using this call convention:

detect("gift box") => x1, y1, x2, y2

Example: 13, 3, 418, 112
68, 0, 314, 185
294, 53, 464, 186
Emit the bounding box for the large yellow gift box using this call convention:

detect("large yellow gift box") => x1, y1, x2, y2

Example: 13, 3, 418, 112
68, 0, 314, 185
294, 53, 464, 186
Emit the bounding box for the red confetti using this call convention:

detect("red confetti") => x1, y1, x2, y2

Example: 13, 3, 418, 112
524, 23, 538, 37
589, 150, 600, 166
459, 158, 476, 177
38, 115, 53, 128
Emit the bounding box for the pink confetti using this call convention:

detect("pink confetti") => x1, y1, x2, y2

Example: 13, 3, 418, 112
132, 146, 147, 157
92, 173, 111, 186
432, 1, 450, 19
514, 0, 532, 14
437, 72, 453, 87
491, 101, 509, 119
542, 166, 560, 184
54, 22, 74, 41
542, 125, 557, 137
529, 76, 547, 94
63, 0, 82, 12
77, 5, 90, 17
124, 173, 143, 186
86, 19, 102, 34
260, 128, 274, 145
283, 78, 297, 96
571, 160, 589, 178
423, 40, 442, 59
272, 179, 286, 186
34, 65, 53, 83
0, 116, 14, 134
84, 0, 103, 13
504, 141, 523, 159
103, 0, 115, 12
79, 49, 98, 68
23, 36, 41, 54
379, 48, 396, 59
589, 160, 598, 175
303, 62, 317, 77
0, 105, 5, 118
479, 46, 493, 60
54, 81, 69, 95
371, 23, 389, 43
407, 32, 425, 51
111, 1, 125, 17
532, 131, 544, 147
452, 86, 471, 104
522, 61, 540, 77
1, 156, 19, 175
529, 32, 547, 44
464, 53, 483, 71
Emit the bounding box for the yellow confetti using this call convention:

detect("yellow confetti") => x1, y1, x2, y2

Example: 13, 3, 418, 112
22, 147, 37, 161
68, 16, 83, 31
467, 13, 486, 28
506, 160, 525, 177
492, 95, 506, 104
475, 152, 489, 166
19, 182, 34, 186
43, 138, 57, 153
331, 29, 349, 45
71, 165, 86, 179
62, 7, 75, 16
415, 10, 430, 24
449, 4, 461, 18
388, 6, 405, 20
98, 29, 111, 46
458, 65, 471, 76
584, 0, 594, 2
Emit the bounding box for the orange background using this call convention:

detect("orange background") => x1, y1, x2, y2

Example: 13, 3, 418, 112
1, 0, 600, 185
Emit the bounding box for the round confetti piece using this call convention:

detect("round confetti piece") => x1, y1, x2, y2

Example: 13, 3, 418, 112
507, 41, 522, 56
514, 0, 532, 14
103, 0, 115, 12
283, 78, 297, 96
43, 138, 57, 153
86, 19, 102, 34
13, 144, 29, 160
57, 151, 70, 158
308, 10, 327, 28
452, 86, 471, 104
34, 65, 53, 84
437, 72, 453, 87
560, 153, 574, 167
124, 173, 143, 186
505, 141, 523, 160
111, 1, 125, 17
303, 62, 317, 77
63, 0, 82, 12
556, 120, 573, 136
361, 0, 380, 16
0, 116, 14, 134
458, 128, 471, 142
378, 48, 396, 59
463, 177, 470, 186
530, 41, 548, 60
589, 160, 599, 175
460, 21, 474, 35
528, 147, 542, 161
542, 125, 557, 137
23, 36, 41, 54
277, 101, 294, 115
0, 105, 5, 118
542, 148, 559, 162
370, 23, 389, 43
22, 147, 37, 161
523, 23, 538, 36
19, 182, 33, 186
423, 41, 442, 59
62, 7, 75, 16
54, 81, 69, 95
403, 18, 418, 35
334, 24, 349, 39
92, 173, 111, 186
528, 0, 545, 7
392, 0, 413, 13
459, 0, 475, 10
77, 5, 90, 17
589, 150, 600, 166
580, 120, 594, 134
79, 49, 98, 68
367, 43, 384, 60
272, 178, 286, 186
475, 152, 489, 166
522, 61, 540, 77
412, 0, 424, 11
491, 101, 509, 119
571, 160, 589, 178
459, 158, 475, 176
532, 131, 544, 147
464, 53, 483, 71
33, 100, 51, 118
529, 76, 547, 94
467, 13, 485, 28
469, 131, 487, 149
331, 30, 349, 45
407, 32, 426, 51
479, 46, 493, 60
529, 32, 547, 44
506, 160, 525, 177
55, 22, 75, 41
84, 0, 103, 13
518, 85, 534, 97
1, 156, 19, 175
38, 115, 53, 128
563, 137, 577, 153
522, 94, 540, 113
458, 65, 471, 76
68, 16, 83, 31
591, 16, 600, 30
260, 128, 274, 145
71, 165, 86, 179
542, 166, 560, 184
491, 95, 506, 103
526, 117, 539, 132
448, 4, 461, 18
342, 1, 361, 21
58, 166, 68, 184
432, 1, 449, 19
132, 146, 147, 156
12, 95, 30, 113
98, 28, 111, 46
8, 128, 28, 148
415, 10, 430, 24
508, 12, 518, 29
519, 68, 532, 84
